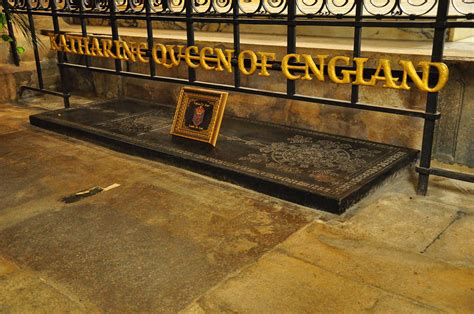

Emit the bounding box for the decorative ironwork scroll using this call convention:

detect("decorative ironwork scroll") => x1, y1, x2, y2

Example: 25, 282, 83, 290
6, 0, 473, 17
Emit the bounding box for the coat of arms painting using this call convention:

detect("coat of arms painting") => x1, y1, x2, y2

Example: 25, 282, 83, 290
171, 87, 228, 147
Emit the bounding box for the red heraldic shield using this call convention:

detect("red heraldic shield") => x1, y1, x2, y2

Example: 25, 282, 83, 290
192, 105, 205, 127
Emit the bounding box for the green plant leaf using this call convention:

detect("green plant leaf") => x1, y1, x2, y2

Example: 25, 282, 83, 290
11, 13, 45, 51
0, 13, 6, 28
1, 34, 13, 42
16, 46, 25, 54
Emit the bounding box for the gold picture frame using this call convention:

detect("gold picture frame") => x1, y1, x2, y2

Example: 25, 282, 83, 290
170, 87, 229, 147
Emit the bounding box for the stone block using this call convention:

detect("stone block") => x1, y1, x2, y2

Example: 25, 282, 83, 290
186, 252, 443, 313
277, 222, 474, 312
424, 214, 474, 268
342, 193, 459, 252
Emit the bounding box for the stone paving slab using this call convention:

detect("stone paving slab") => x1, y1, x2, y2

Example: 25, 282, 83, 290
187, 222, 474, 313
341, 193, 460, 252
0, 186, 315, 312
276, 222, 474, 312
0, 257, 91, 313
424, 214, 474, 268
424, 176, 474, 213
185, 252, 442, 313
0, 104, 40, 135
0, 130, 124, 212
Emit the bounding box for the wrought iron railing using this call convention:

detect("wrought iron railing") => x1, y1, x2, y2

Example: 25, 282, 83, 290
2, 0, 473, 195
4, 0, 474, 17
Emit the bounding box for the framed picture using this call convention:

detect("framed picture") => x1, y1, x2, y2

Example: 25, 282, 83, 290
170, 87, 229, 147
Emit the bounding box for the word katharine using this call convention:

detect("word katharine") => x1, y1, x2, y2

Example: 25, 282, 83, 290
49, 34, 449, 92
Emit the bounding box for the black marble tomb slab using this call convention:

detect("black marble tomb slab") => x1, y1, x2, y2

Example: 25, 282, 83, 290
30, 98, 418, 214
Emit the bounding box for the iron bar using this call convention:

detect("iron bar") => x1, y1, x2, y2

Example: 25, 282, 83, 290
19, 85, 68, 98
25, 0, 44, 89
350, 0, 363, 104
78, 0, 90, 67
109, 0, 122, 73
50, 0, 71, 108
416, 166, 474, 183
144, 0, 155, 77
416, 0, 450, 195
232, 0, 240, 88
287, 0, 296, 96
61, 61, 438, 119
185, 0, 196, 82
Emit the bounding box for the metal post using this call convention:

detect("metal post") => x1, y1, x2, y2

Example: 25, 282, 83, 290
232, 0, 240, 88
78, 0, 89, 67
287, 0, 296, 96
416, 1, 450, 195
144, 0, 155, 77
351, 0, 363, 104
185, 0, 196, 82
51, 0, 71, 108
25, 0, 44, 90
109, 0, 121, 73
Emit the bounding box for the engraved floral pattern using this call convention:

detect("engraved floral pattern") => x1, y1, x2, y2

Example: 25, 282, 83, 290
97, 110, 171, 136
237, 135, 382, 181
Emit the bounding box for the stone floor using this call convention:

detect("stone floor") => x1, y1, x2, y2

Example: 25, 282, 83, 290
0, 96, 473, 313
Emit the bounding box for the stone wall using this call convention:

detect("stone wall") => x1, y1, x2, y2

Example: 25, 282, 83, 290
434, 61, 474, 167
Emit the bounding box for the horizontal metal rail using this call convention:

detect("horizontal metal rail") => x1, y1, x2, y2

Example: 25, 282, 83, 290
19, 86, 71, 98
417, 166, 474, 183
8, 9, 474, 28
62, 61, 439, 119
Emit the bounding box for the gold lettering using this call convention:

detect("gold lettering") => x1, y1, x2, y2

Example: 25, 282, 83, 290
113, 40, 124, 60
90, 38, 103, 57
184, 46, 199, 69
400, 61, 449, 92
301, 54, 327, 81
48, 33, 60, 51
420, 62, 449, 93
46, 34, 451, 93
199, 47, 216, 71
282, 53, 303, 80
68, 36, 91, 56
101, 39, 117, 59
152, 43, 167, 66
59, 35, 72, 53
82, 37, 91, 56
120, 41, 136, 62
238, 50, 258, 75
257, 52, 275, 77
167, 45, 185, 68
67, 36, 79, 54
130, 42, 148, 63
351, 57, 372, 86
185, 46, 200, 69
215, 48, 233, 73
368, 59, 400, 89
328, 56, 352, 84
